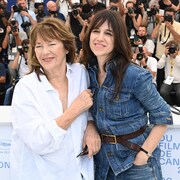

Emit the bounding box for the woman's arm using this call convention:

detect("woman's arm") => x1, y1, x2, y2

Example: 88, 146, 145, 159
134, 124, 167, 165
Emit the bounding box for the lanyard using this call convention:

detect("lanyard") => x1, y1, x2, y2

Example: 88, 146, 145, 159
170, 58, 175, 76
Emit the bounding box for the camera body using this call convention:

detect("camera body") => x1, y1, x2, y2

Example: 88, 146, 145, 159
21, 21, 31, 30
128, 8, 134, 14
137, 44, 144, 61
136, 0, 143, 6
129, 35, 140, 47
69, 3, 81, 17
13, 5, 24, 13
9, 18, 18, 33
147, 6, 159, 17
17, 43, 29, 55
164, 14, 173, 23
168, 45, 177, 54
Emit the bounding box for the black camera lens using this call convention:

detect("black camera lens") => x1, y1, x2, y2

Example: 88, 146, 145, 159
137, 45, 144, 61
168, 46, 177, 54
72, 9, 78, 16
13, 5, 19, 12
128, 8, 134, 14
164, 14, 173, 23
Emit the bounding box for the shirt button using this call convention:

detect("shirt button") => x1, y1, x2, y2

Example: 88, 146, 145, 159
99, 107, 104, 112
107, 151, 113, 157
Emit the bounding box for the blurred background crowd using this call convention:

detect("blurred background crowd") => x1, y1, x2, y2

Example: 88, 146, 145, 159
0, 0, 180, 106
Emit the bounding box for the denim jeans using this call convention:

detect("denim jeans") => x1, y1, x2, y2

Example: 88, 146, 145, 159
160, 82, 180, 106
106, 158, 162, 180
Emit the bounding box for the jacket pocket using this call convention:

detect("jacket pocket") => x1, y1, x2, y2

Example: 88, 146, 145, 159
105, 90, 130, 119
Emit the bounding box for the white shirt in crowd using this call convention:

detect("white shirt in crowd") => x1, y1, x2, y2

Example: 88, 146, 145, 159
157, 54, 180, 83
10, 63, 94, 180
136, 56, 157, 84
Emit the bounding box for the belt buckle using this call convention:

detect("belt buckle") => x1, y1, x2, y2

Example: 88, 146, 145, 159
102, 134, 117, 144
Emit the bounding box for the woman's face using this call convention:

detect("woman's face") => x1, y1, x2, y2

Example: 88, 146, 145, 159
34, 36, 68, 74
90, 21, 114, 64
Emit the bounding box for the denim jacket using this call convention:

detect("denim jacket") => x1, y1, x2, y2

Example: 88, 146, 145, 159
88, 62, 173, 178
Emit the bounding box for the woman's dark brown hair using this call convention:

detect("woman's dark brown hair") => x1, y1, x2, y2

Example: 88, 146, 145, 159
82, 9, 132, 96
28, 17, 76, 80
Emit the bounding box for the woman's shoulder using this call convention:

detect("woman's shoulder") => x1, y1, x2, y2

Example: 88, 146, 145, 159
125, 63, 151, 80
16, 72, 37, 87
126, 63, 145, 74
68, 63, 87, 74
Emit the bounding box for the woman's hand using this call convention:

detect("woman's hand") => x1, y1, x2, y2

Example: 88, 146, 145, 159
83, 121, 101, 158
133, 150, 149, 166
69, 89, 93, 116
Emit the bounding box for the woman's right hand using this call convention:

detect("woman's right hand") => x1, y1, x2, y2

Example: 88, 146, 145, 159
70, 89, 93, 115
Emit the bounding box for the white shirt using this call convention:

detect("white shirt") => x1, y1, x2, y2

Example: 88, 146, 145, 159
144, 39, 155, 55
10, 63, 94, 180
17, 55, 29, 78
14, 10, 36, 32
136, 56, 157, 84
157, 54, 180, 83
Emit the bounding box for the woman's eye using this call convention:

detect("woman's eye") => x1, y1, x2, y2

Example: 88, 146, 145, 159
49, 43, 56, 46
105, 32, 113, 36
92, 29, 99, 33
35, 45, 42, 48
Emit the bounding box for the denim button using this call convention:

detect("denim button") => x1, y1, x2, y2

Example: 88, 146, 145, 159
99, 108, 104, 112
107, 152, 113, 157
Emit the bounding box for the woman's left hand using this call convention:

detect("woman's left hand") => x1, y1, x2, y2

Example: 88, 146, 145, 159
133, 150, 149, 166
83, 121, 101, 158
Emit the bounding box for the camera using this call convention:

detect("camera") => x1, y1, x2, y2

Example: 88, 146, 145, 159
37, 6, 45, 18
21, 21, 31, 30
136, 0, 142, 6
128, 8, 134, 14
129, 35, 139, 47
137, 44, 144, 61
13, 5, 23, 13
164, 14, 173, 23
17, 43, 29, 55
147, 6, 159, 17
9, 18, 18, 33
70, 3, 81, 17
168, 45, 177, 54
110, 6, 118, 11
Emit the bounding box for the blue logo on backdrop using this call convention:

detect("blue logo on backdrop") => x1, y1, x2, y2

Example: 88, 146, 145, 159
0, 139, 11, 150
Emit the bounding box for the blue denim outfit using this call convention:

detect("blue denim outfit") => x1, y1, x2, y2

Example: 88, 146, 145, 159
88, 62, 173, 180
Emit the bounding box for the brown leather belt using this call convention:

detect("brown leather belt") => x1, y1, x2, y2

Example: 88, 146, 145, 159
101, 126, 146, 152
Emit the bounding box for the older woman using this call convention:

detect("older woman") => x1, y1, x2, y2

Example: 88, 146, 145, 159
10, 18, 100, 180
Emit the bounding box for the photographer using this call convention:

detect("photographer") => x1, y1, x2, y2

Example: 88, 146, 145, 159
10, 0, 37, 35
157, 40, 180, 106
151, 7, 180, 59
124, 0, 142, 37
11, 38, 29, 79
133, 45, 157, 85
2, 18, 27, 79
82, 0, 106, 14
46, 0, 65, 21
141, 0, 159, 37
0, 0, 10, 27
0, 0, 10, 59
34, 2, 46, 23
68, 3, 85, 53
135, 25, 155, 56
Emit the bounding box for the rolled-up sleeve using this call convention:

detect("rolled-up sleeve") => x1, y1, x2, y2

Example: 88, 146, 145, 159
133, 70, 173, 125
